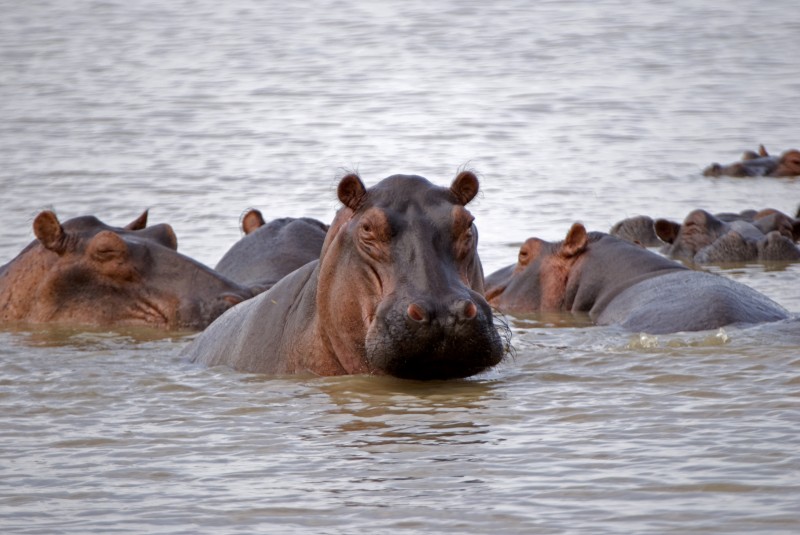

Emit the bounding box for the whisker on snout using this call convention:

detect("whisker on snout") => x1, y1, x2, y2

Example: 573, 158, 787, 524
492, 309, 515, 360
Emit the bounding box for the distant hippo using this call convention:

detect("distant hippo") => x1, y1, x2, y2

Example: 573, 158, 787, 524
655, 209, 800, 264
214, 209, 328, 294
703, 145, 800, 177
609, 215, 661, 247
485, 223, 788, 334
0, 211, 253, 331
184, 171, 506, 379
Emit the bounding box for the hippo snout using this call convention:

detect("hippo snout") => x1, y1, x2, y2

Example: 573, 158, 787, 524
366, 292, 504, 380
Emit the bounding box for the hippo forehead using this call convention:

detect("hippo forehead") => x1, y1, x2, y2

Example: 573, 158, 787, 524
55, 216, 175, 251
61, 215, 112, 234
363, 174, 456, 212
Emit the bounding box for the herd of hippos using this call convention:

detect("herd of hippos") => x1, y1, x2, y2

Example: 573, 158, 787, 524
1, 146, 799, 380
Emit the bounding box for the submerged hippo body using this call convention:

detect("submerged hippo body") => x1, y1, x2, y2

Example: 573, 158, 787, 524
184, 171, 505, 379
214, 209, 328, 294
703, 145, 800, 177
485, 223, 788, 334
0, 211, 252, 331
655, 209, 800, 264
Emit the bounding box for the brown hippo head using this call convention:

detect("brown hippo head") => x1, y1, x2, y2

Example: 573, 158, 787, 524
313, 171, 504, 380
0, 211, 253, 331
485, 223, 591, 313
655, 209, 731, 261
774, 149, 800, 177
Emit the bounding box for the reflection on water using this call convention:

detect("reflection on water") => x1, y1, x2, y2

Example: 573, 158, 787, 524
2, 0, 800, 533
318, 377, 502, 448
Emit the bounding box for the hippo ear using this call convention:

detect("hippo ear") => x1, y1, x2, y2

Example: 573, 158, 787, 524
337, 173, 367, 211
33, 210, 68, 254
561, 223, 588, 258
654, 219, 680, 244
792, 219, 800, 242
241, 209, 265, 235
140, 223, 178, 250
125, 210, 148, 230
87, 231, 129, 264
759, 144, 769, 157
450, 170, 479, 205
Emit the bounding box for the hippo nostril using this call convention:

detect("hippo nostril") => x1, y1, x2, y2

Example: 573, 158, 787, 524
452, 299, 478, 322
407, 303, 428, 323
463, 300, 478, 320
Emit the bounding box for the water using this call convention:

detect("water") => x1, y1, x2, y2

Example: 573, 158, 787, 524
1, 0, 799, 533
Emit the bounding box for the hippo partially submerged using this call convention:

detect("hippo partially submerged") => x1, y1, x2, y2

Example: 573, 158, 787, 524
703, 145, 800, 178
214, 209, 328, 294
485, 223, 788, 334
655, 209, 800, 264
609, 215, 662, 248
0, 211, 253, 331
184, 171, 506, 379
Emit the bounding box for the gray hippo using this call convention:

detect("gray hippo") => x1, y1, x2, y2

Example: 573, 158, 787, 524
183, 171, 506, 379
0, 210, 253, 331
609, 215, 662, 247
484, 222, 788, 334
655, 209, 800, 264
214, 209, 328, 294
703, 145, 800, 177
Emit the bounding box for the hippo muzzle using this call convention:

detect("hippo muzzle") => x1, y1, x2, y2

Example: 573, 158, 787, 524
365, 289, 503, 380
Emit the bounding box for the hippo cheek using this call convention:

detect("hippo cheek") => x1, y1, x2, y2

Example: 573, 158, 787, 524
363, 295, 503, 380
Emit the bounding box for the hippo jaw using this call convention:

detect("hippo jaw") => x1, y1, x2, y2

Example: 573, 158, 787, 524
363, 292, 504, 380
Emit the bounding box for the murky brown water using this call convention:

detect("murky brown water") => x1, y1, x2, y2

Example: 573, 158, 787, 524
1, 1, 799, 533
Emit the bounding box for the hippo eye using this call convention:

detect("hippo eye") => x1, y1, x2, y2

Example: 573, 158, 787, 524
356, 215, 391, 261
463, 228, 474, 243
518, 249, 529, 265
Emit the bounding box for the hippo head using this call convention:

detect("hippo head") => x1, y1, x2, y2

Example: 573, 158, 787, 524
757, 231, 800, 262
0, 211, 252, 330
485, 223, 591, 313
752, 209, 800, 242
693, 230, 759, 264
655, 209, 728, 261
609, 215, 660, 247
774, 150, 800, 177
314, 171, 505, 380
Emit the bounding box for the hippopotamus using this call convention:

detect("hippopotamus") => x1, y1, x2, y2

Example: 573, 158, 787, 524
484, 223, 789, 334
609, 215, 661, 247
214, 209, 328, 294
703, 145, 800, 177
655, 209, 800, 264
183, 171, 506, 379
0, 210, 253, 331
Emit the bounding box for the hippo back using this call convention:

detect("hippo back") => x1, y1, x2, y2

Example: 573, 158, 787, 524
215, 216, 328, 293
595, 270, 788, 333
